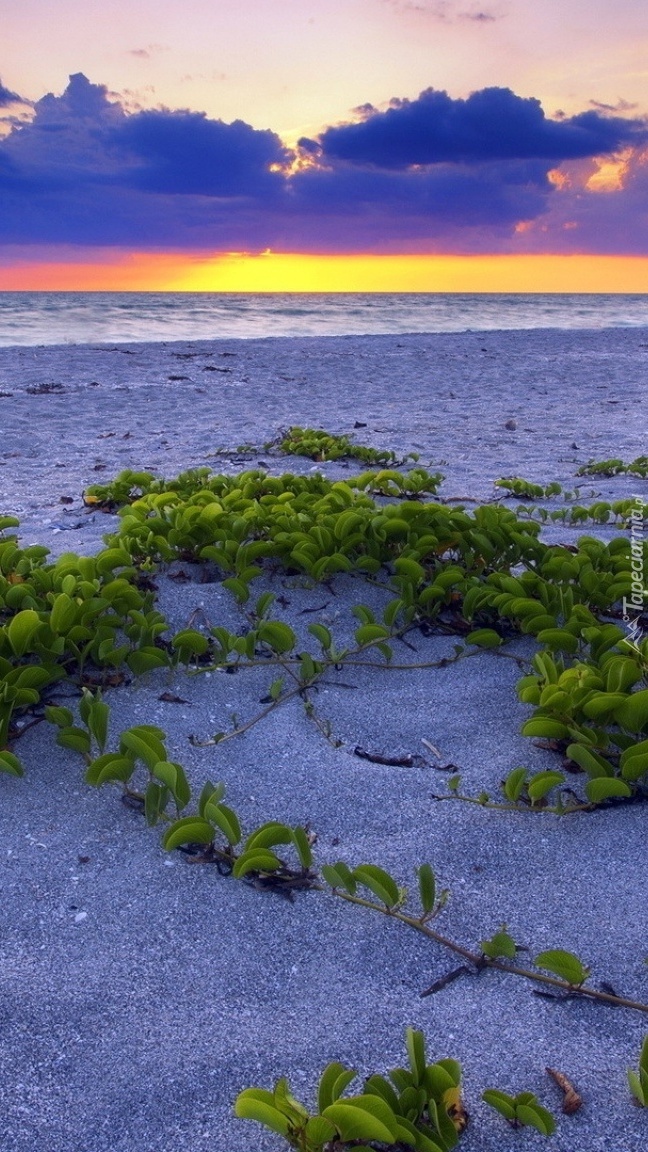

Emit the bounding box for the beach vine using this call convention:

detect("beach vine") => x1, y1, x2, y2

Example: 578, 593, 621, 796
1, 442, 647, 1146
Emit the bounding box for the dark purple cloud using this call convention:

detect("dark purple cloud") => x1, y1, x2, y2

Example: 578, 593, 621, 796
311, 86, 648, 168
114, 110, 288, 196
0, 73, 646, 254
0, 79, 28, 107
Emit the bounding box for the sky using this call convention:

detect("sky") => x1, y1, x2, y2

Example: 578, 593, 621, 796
1, 0, 648, 291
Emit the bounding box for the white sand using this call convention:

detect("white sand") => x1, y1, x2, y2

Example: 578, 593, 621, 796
0, 329, 647, 1152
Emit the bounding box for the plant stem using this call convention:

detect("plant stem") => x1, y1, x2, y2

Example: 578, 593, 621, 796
317, 886, 648, 1015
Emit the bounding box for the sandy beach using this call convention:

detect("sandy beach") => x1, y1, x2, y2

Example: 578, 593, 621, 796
1, 328, 647, 1152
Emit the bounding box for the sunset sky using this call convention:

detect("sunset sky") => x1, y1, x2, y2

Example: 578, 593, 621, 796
1, 0, 647, 291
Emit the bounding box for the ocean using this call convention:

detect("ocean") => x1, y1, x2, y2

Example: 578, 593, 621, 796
1, 292, 647, 347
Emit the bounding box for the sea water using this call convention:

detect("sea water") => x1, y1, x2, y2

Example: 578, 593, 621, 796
0, 291, 647, 347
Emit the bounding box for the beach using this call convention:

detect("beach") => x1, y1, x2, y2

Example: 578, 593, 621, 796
1, 327, 647, 1152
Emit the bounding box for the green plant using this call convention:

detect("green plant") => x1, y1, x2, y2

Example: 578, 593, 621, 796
47, 694, 191, 825
576, 455, 648, 478
495, 477, 563, 500
278, 426, 407, 466
482, 1089, 555, 1135
628, 1035, 648, 1106
235, 1027, 466, 1151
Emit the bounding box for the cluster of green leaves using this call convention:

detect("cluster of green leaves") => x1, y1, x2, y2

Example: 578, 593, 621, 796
47, 695, 192, 826
236, 1027, 471, 1152
278, 426, 409, 466
462, 535, 634, 638
82, 468, 158, 509
514, 630, 648, 806
92, 469, 543, 611
516, 498, 643, 528
0, 518, 169, 775
576, 455, 648, 478
495, 477, 563, 500
482, 1089, 555, 1135
6, 458, 644, 806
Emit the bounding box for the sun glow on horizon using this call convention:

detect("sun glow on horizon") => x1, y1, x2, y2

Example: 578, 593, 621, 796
1, 252, 648, 293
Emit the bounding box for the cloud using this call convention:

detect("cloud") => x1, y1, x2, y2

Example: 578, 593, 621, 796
507, 149, 648, 255
127, 44, 169, 60
114, 109, 288, 196
383, 1, 499, 24
0, 79, 30, 107
313, 86, 648, 168
0, 73, 647, 255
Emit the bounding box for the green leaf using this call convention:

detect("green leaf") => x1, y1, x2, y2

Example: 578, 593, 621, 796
291, 826, 313, 870
503, 767, 528, 802
257, 621, 296, 654
393, 557, 425, 583
222, 576, 250, 604
6, 609, 42, 657
363, 1074, 400, 1114
298, 652, 317, 682
120, 727, 167, 770
516, 1103, 556, 1135
95, 548, 134, 575
481, 928, 518, 960
321, 862, 357, 895
536, 628, 579, 654
482, 1089, 516, 1121
161, 817, 215, 852
49, 592, 78, 635
317, 1063, 357, 1112
273, 1077, 309, 1122
322, 1096, 399, 1144
534, 948, 589, 986
582, 692, 629, 719
383, 598, 405, 628
234, 1092, 290, 1137
627, 1069, 647, 1106
417, 863, 436, 916
56, 727, 92, 755
171, 628, 210, 658
466, 628, 503, 648
308, 622, 332, 651
304, 1115, 338, 1144
615, 689, 648, 732
87, 697, 110, 754
520, 719, 570, 740
0, 750, 23, 776
565, 743, 614, 779
269, 676, 284, 701
526, 770, 565, 803
203, 799, 242, 845
126, 647, 168, 675
153, 761, 192, 809
44, 705, 74, 729
354, 623, 391, 647
620, 740, 648, 782
198, 779, 225, 816
85, 753, 135, 787
405, 1028, 427, 1086
245, 822, 293, 851
254, 591, 275, 618
144, 780, 168, 826
352, 863, 400, 907
638, 1034, 648, 1076
584, 777, 632, 803
232, 849, 282, 878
